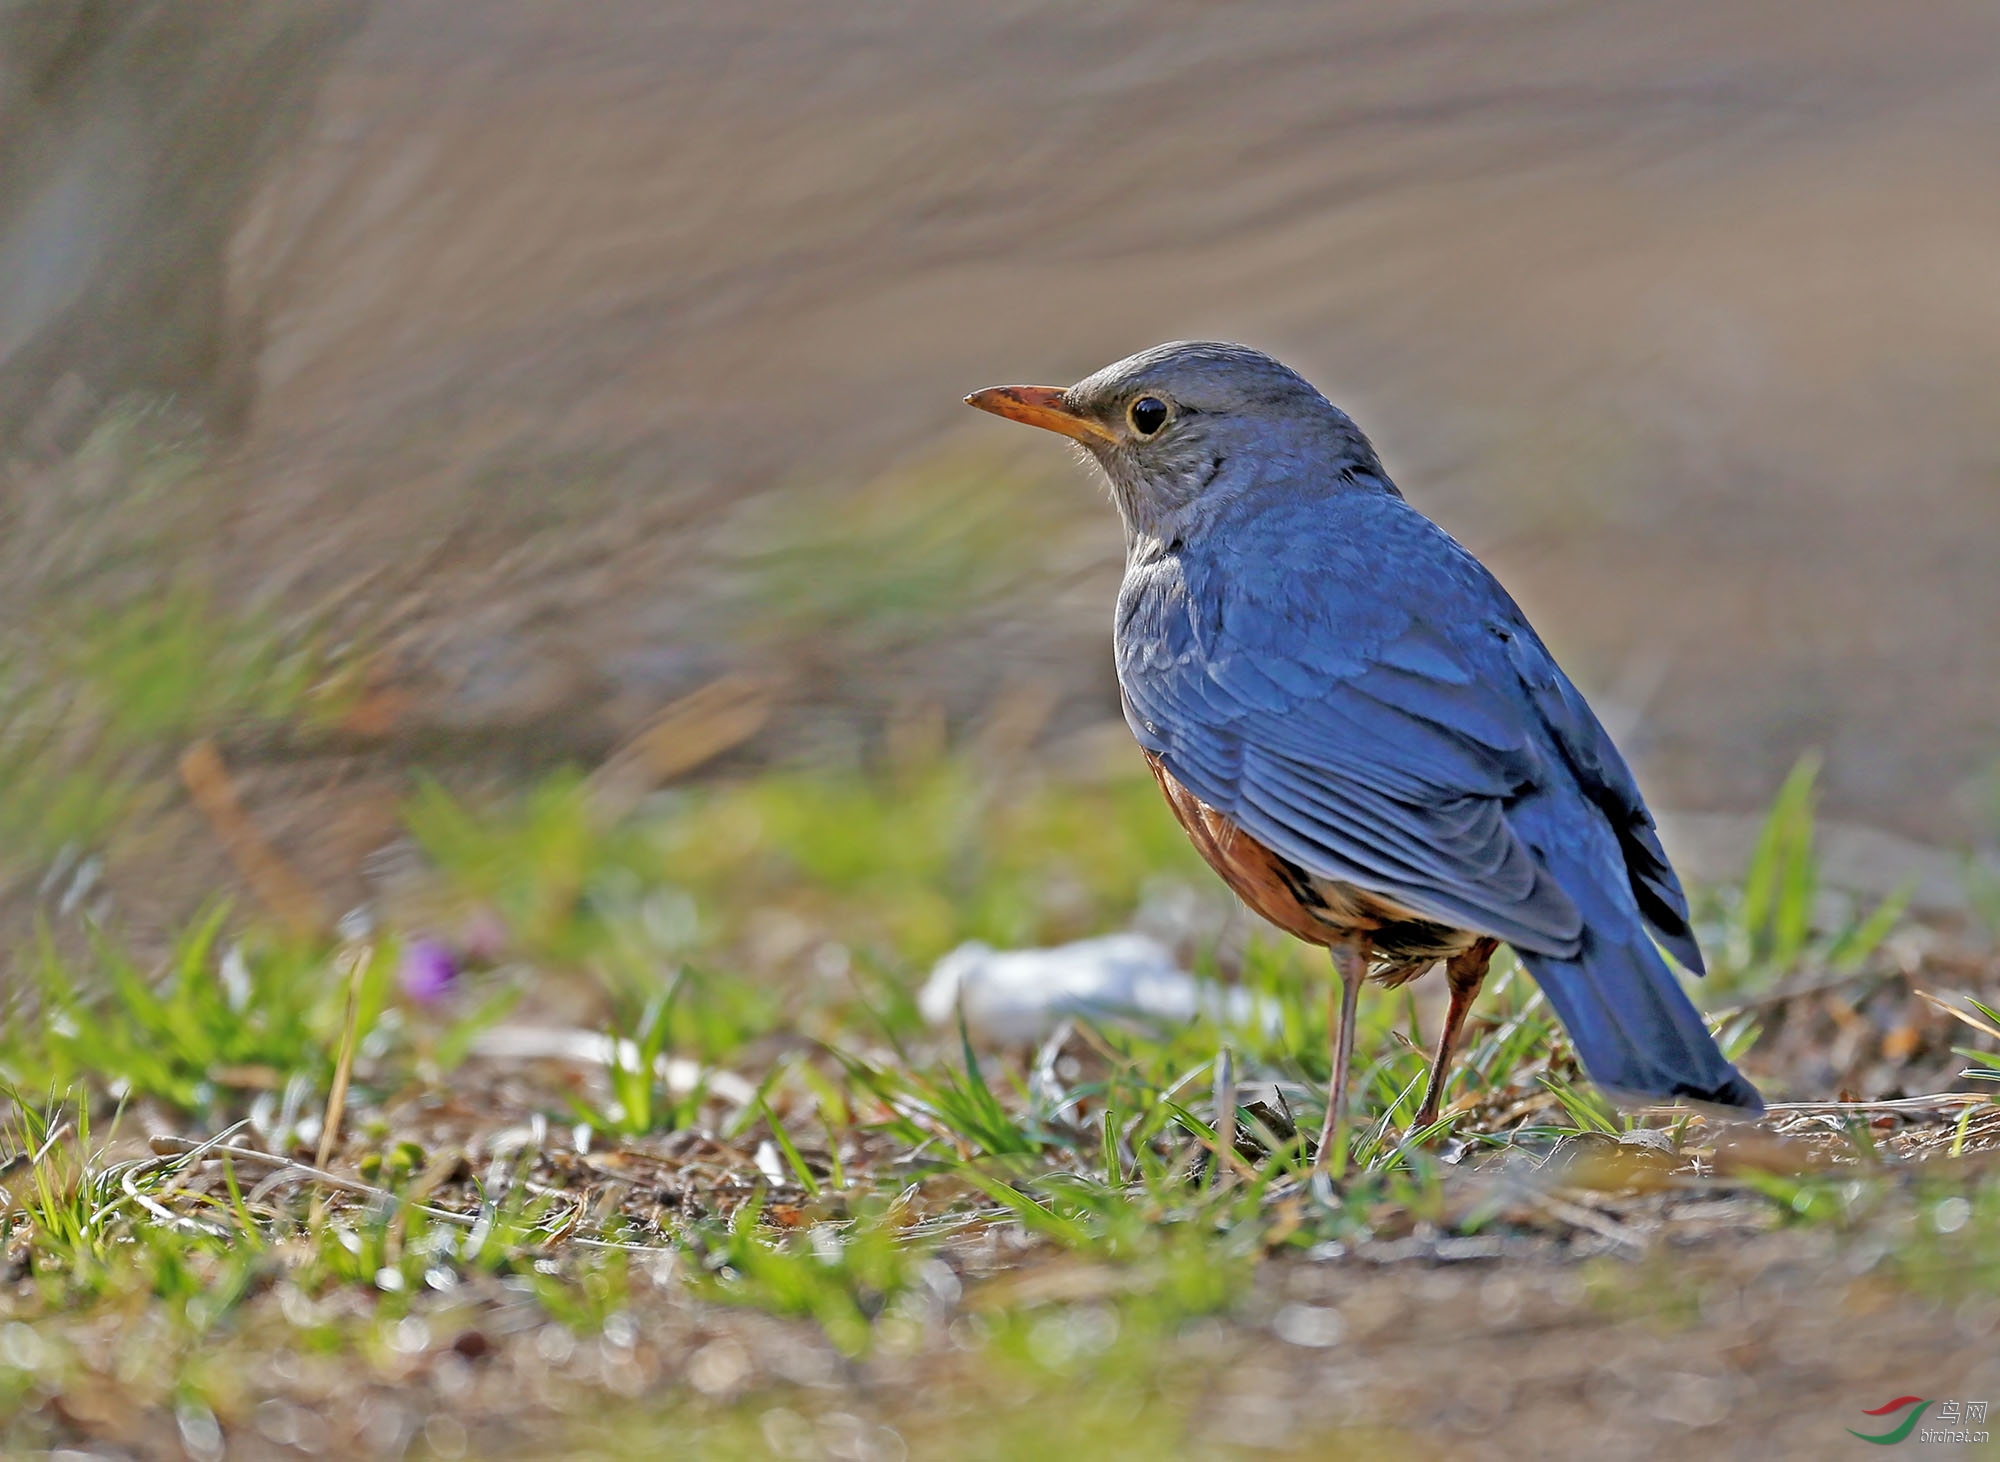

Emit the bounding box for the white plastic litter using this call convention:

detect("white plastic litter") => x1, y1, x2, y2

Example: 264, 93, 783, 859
919, 933, 1282, 1043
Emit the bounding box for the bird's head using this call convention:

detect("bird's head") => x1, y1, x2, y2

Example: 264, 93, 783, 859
966, 341, 1390, 543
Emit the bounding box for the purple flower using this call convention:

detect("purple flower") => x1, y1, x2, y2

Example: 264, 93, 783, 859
399, 938, 460, 1004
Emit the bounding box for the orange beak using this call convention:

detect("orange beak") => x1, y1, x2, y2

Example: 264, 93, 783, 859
964, 385, 1118, 447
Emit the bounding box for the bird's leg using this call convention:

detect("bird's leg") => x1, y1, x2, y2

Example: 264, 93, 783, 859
1412, 937, 1498, 1131
1314, 939, 1369, 1179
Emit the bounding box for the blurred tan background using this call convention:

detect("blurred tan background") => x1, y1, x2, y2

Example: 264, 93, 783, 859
6, 0, 2000, 870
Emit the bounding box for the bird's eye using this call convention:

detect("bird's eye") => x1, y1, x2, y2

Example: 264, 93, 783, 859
1128, 396, 1170, 436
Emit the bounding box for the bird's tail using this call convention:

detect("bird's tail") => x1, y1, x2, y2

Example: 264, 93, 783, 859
1517, 936, 1761, 1112
1514, 862, 1763, 1113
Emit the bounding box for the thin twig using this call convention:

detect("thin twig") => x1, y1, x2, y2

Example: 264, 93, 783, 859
154, 1137, 477, 1226
178, 738, 327, 937
1913, 989, 2000, 1043
315, 946, 369, 1174
1524, 1189, 1647, 1252
1757, 1092, 1986, 1116
585, 673, 778, 825
1629, 1091, 1988, 1121
147, 1137, 674, 1253
1209, 1044, 1236, 1189
88, 1119, 254, 1230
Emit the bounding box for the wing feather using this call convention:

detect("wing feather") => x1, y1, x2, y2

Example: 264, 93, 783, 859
1116, 493, 1694, 967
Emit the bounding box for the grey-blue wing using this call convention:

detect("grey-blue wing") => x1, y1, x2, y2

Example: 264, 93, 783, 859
1498, 628, 1703, 973
1117, 493, 1695, 968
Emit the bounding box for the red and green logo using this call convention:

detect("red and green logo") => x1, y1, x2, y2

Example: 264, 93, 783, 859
1849, 1397, 1930, 1445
